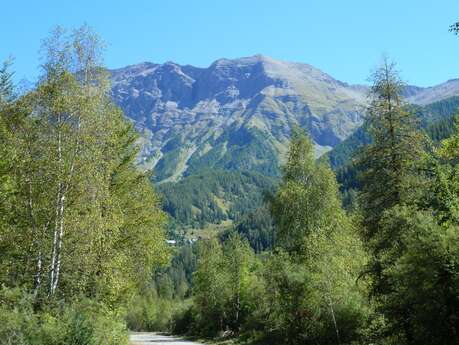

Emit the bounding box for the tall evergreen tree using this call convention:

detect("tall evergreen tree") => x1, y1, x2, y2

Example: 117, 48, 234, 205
356, 59, 433, 344
357, 59, 427, 300
358, 58, 425, 244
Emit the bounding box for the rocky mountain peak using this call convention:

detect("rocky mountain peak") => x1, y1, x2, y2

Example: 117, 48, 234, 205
109, 56, 459, 182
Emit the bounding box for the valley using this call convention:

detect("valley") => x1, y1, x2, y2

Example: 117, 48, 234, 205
2, 9, 459, 344
109, 56, 459, 233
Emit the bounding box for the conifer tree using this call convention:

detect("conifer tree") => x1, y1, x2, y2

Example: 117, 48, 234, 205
358, 58, 425, 244
357, 59, 427, 301
357, 58, 430, 343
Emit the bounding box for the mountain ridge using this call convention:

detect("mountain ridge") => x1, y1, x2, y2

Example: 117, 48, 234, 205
109, 55, 459, 183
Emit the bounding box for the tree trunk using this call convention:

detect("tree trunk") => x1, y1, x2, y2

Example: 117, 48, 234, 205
52, 194, 65, 293
50, 117, 64, 296
327, 294, 341, 345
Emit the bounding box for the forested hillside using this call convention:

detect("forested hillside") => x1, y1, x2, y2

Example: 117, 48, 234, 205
158, 169, 276, 230
109, 55, 459, 232
162, 96, 459, 232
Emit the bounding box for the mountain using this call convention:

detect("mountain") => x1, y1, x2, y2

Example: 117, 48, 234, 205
111, 56, 459, 184
405, 79, 459, 105
110, 55, 370, 182
109, 55, 459, 230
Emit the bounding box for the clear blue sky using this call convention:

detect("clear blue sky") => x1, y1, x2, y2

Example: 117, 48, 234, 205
2, 0, 459, 86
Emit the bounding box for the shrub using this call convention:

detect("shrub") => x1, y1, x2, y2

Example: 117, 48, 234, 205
125, 293, 192, 332
0, 287, 128, 345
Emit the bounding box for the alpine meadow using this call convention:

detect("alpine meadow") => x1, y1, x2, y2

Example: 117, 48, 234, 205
0, 2, 458, 345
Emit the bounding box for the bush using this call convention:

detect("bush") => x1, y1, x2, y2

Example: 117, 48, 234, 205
125, 291, 193, 333
171, 300, 196, 335
0, 287, 128, 345
64, 313, 96, 345
126, 294, 172, 331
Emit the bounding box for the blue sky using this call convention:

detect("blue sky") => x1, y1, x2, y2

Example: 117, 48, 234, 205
1, 0, 459, 86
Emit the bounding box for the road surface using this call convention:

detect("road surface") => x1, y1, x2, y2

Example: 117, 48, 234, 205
130, 332, 205, 345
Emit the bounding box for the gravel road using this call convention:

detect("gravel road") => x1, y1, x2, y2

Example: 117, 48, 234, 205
130, 332, 205, 345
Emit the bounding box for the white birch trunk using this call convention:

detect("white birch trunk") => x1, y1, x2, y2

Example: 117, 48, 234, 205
52, 193, 65, 293
49, 110, 81, 296
49, 183, 61, 295
49, 114, 63, 296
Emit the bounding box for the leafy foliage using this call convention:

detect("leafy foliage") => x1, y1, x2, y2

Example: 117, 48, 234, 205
0, 26, 168, 343
263, 129, 369, 345
269, 129, 346, 256
191, 234, 258, 336
0, 287, 128, 345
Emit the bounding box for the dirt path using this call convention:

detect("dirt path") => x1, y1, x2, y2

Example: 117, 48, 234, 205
130, 332, 205, 345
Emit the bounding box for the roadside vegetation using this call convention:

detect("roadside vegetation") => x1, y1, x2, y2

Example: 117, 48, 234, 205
0, 26, 168, 344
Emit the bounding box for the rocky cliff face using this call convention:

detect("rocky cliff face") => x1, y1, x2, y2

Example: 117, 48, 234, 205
110, 55, 459, 182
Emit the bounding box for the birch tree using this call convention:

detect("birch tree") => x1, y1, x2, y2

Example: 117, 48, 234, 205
269, 128, 345, 256
0, 26, 168, 304
266, 129, 369, 345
